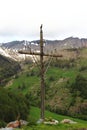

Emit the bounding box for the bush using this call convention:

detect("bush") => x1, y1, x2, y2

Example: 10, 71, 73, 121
50, 59, 75, 69
79, 66, 87, 71
0, 120, 6, 128
49, 76, 55, 81
70, 74, 87, 99
0, 88, 30, 123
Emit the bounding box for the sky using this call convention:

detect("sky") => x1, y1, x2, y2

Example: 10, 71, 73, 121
0, 0, 87, 43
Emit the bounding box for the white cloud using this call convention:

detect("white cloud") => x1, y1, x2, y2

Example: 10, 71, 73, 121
0, 0, 87, 42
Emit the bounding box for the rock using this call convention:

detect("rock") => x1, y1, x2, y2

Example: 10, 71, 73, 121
6, 119, 28, 128
0, 128, 14, 130
37, 119, 44, 124
7, 120, 20, 128
61, 119, 77, 124
20, 120, 28, 125
44, 119, 59, 125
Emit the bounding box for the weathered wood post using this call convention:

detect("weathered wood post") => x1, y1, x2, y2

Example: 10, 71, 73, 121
40, 25, 45, 120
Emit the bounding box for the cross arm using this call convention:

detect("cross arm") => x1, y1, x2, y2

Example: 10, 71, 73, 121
18, 50, 63, 57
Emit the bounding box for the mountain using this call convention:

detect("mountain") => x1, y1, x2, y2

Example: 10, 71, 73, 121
45, 37, 87, 51
1, 40, 87, 122
2, 40, 26, 50
0, 37, 87, 61
2, 37, 87, 50
0, 40, 40, 61
9, 47, 87, 120
0, 46, 26, 61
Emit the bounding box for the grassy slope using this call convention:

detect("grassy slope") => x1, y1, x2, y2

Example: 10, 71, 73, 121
15, 106, 87, 130
8, 48, 87, 92
9, 71, 40, 93
9, 67, 78, 92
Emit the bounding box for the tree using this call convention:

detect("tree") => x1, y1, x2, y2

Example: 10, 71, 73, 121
71, 74, 87, 99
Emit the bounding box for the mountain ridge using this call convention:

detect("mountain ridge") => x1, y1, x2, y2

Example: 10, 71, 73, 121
1, 37, 87, 49
0, 37, 87, 61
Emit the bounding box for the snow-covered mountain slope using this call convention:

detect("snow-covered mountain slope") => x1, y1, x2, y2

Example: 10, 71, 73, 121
0, 47, 25, 61
0, 40, 40, 61
0, 46, 37, 62
0, 47, 11, 58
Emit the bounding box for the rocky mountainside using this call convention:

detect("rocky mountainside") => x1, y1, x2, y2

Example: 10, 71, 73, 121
0, 46, 26, 61
1, 37, 87, 50
0, 37, 87, 61
46, 37, 87, 51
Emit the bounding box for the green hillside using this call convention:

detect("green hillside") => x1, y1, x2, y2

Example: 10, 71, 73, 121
7, 48, 87, 121
0, 54, 21, 86
0, 48, 87, 128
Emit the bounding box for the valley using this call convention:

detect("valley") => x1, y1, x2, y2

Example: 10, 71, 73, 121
0, 40, 87, 129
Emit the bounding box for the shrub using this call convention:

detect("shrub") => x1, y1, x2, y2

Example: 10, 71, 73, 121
0, 120, 6, 128
70, 74, 87, 99
0, 88, 30, 123
49, 76, 55, 82
79, 66, 87, 71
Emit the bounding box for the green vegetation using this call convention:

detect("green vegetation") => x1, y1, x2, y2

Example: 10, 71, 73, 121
0, 48, 87, 128
9, 56, 87, 120
8, 48, 87, 120
0, 54, 21, 86
0, 88, 30, 127
15, 106, 87, 130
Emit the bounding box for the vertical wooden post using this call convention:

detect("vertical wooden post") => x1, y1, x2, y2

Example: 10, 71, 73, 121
40, 24, 45, 120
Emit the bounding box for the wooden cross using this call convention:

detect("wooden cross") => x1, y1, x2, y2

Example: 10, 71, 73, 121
19, 25, 62, 121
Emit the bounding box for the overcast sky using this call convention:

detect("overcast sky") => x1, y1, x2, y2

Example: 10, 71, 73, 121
0, 0, 87, 42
